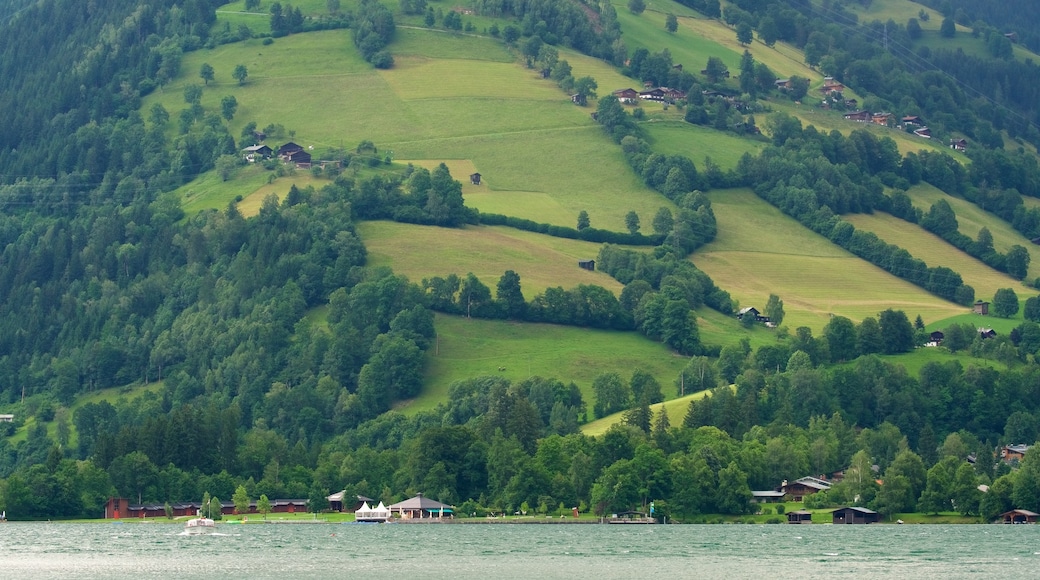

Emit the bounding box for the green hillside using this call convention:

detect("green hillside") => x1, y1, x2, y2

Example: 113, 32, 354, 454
692, 188, 964, 330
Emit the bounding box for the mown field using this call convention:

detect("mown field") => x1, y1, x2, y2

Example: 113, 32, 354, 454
580, 389, 712, 436
842, 211, 1024, 299
692, 188, 965, 330
356, 221, 631, 298
642, 121, 765, 169
401, 314, 691, 415
902, 183, 1040, 282
144, 28, 671, 229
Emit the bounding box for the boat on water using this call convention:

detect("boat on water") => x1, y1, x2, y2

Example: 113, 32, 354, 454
184, 512, 216, 534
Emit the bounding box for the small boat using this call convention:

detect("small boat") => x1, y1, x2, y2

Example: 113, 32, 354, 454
185, 511, 216, 534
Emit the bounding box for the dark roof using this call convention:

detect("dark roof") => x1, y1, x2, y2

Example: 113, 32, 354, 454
832, 506, 877, 514
388, 493, 452, 511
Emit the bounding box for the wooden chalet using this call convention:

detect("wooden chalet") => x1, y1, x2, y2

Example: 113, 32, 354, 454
973, 300, 989, 315
284, 149, 312, 168
243, 144, 273, 162
775, 78, 791, 89
871, 112, 893, 126
327, 491, 374, 512
1001, 444, 1030, 463
1000, 509, 1038, 524
843, 110, 871, 122
277, 142, 304, 157
832, 506, 879, 524
979, 327, 997, 339
913, 127, 932, 139
781, 476, 832, 501
639, 88, 667, 102
470, 172, 482, 185
787, 510, 813, 524
820, 77, 845, 93
388, 493, 453, 519
578, 259, 595, 271
950, 138, 968, 152
612, 88, 640, 104
901, 115, 922, 126
929, 330, 944, 345
737, 307, 769, 324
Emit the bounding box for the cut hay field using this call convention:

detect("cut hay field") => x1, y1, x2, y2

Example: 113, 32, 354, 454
144, 29, 670, 229
581, 389, 712, 436
842, 212, 1022, 298
400, 314, 690, 415
356, 221, 631, 298
642, 121, 765, 169
903, 183, 1040, 282
692, 188, 964, 330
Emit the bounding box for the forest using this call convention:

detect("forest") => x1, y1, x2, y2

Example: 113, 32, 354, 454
4, 0, 1040, 522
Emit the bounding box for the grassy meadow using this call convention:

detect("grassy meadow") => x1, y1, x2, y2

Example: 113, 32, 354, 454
143, 28, 670, 229
842, 211, 1024, 298
581, 389, 711, 436
401, 314, 691, 415
356, 221, 631, 298
902, 183, 1040, 281
693, 189, 965, 330
642, 121, 766, 169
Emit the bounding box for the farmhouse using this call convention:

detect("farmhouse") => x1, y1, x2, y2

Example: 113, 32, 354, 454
1001, 444, 1030, 463
978, 327, 997, 339
781, 476, 832, 501
820, 77, 845, 94
928, 330, 944, 346
913, 127, 932, 139
737, 307, 769, 323
388, 493, 453, 519
284, 149, 311, 168
277, 142, 304, 157
843, 110, 871, 122
902, 115, 922, 126
243, 144, 273, 162
832, 506, 879, 524
775, 78, 791, 89
950, 138, 968, 152
973, 300, 989, 315
871, 112, 893, 126
639, 88, 667, 102
1000, 509, 1038, 523
612, 88, 640, 104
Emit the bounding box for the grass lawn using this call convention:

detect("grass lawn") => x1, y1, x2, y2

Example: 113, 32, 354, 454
874, 345, 1003, 378
902, 182, 1040, 282
356, 221, 630, 298
7, 382, 162, 446
692, 188, 964, 331
842, 211, 1023, 299
642, 121, 766, 169
399, 313, 690, 416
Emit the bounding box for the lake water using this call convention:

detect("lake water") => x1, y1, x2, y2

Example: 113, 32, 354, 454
0, 522, 1037, 579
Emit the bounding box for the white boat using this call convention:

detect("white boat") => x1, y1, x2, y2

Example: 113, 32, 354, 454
185, 511, 216, 534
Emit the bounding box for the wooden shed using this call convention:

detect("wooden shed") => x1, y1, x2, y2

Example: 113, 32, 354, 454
469, 172, 482, 185
578, 259, 595, 271
787, 510, 813, 524
831, 506, 879, 524
973, 300, 989, 315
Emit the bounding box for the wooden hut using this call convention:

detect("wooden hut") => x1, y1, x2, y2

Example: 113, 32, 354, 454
787, 510, 813, 524
831, 506, 879, 524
